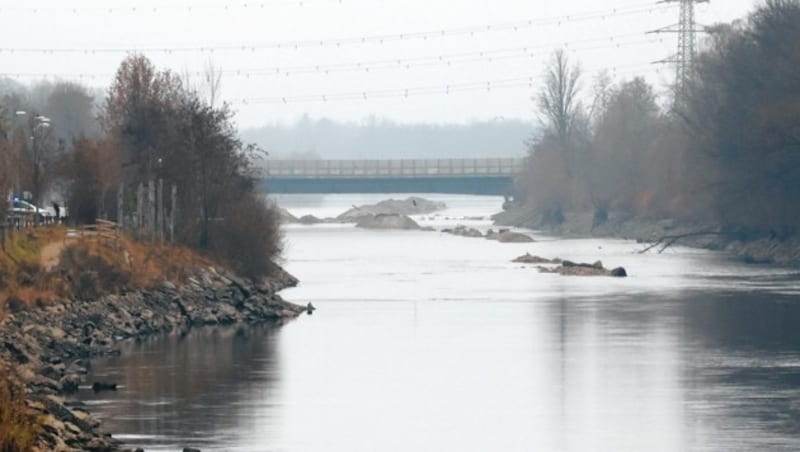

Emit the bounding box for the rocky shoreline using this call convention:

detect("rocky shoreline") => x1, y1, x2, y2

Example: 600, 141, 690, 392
494, 207, 800, 266
0, 265, 306, 451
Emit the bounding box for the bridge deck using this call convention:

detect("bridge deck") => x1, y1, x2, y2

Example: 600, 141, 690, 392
264, 158, 524, 179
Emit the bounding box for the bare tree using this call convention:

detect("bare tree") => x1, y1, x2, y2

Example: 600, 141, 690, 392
538, 49, 582, 148
203, 60, 223, 107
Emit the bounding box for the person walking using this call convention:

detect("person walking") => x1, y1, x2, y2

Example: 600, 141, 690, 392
52, 201, 60, 224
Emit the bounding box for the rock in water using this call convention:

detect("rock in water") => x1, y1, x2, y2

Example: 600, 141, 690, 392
512, 253, 561, 264
338, 197, 446, 221
486, 229, 535, 243
298, 214, 324, 225
610, 267, 628, 277
442, 225, 484, 238
278, 207, 299, 223
91, 382, 117, 392
539, 260, 629, 277
497, 232, 534, 243
356, 214, 421, 230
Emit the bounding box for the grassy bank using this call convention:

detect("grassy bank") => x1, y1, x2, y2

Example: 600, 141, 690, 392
0, 226, 215, 321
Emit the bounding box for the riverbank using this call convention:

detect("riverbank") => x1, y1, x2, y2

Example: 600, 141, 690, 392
0, 263, 305, 451
494, 206, 800, 267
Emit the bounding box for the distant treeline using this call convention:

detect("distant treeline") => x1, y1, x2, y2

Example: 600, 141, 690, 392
240, 116, 533, 160
516, 0, 800, 237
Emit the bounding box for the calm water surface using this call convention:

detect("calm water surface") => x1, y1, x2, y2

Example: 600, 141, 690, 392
79, 194, 800, 451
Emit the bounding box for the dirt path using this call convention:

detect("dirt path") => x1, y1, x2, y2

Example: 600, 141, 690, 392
39, 230, 79, 271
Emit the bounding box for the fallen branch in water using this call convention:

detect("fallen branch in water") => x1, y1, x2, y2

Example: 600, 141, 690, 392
638, 230, 730, 254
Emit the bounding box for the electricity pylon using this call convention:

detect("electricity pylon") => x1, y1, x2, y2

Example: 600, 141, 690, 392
649, 0, 709, 108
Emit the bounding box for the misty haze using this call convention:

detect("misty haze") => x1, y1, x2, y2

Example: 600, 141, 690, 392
1, 1, 799, 452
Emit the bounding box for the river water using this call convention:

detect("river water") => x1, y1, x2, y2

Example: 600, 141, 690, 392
79, 194, 800, 452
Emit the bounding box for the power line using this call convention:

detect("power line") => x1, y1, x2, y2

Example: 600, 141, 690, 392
0, 3, 673, 54
0, 0, 344, 14
0, 32, 667, 80
230, 63, 660, 105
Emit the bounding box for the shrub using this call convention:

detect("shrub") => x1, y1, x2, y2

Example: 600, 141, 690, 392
207, 194, 283, 280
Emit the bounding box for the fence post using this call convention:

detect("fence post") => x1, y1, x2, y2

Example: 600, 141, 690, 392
148, 180, 156, 239
136, 183, 144, 231
157, 179, 164, 241
170, 184, 177, 243
117, 183, 124, 231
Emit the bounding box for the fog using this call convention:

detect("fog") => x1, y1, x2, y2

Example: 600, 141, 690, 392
241, 116, 533, 160
0, 0, 755, 127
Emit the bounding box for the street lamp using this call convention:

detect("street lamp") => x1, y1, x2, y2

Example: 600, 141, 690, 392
17, 112, 52, 223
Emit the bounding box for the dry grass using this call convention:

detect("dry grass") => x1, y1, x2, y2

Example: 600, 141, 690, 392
0, 227, 214, 318
0, 366, 40, 452
0, 227, 67, 320
63, 232, 214, 289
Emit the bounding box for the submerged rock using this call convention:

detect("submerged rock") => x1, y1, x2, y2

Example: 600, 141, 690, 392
356, 214, 421, 230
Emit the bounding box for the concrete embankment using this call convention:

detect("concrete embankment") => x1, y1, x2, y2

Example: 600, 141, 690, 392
0, 266, 305, 451
494, 207, 800, 266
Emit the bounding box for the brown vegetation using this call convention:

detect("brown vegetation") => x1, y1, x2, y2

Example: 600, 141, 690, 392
0, 366, 40, 452
0, 226, 215, 319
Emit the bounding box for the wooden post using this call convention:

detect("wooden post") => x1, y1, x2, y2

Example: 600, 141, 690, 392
157, 179, 164, 241
170, 184, 177, 243
148, 180, 156, 239
117, 183, 124, 231
136, 183, 144, 231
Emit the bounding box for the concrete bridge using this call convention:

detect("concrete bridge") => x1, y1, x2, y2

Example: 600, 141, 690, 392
261, 158, 525, 195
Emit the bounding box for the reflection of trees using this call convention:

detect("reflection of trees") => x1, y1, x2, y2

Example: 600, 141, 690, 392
679, 291, 800, 352
676, 291, 800, 448
80, 324, 283, 448
538, 290, 800, 450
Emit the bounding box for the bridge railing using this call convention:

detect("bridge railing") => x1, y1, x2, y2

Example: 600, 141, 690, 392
264, 158, 525, 179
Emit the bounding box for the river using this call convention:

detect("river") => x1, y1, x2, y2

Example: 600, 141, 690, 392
79, 194, 800, 452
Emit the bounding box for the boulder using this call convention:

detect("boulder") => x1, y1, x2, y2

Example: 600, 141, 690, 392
539, 260, 628, 277
338, 197, 446, 221
59, 374, 82, 394
486, 229, 534, 243
356, 214, 421, 230
91, 382, 117, 392
278, 207, 299, 223
610, 267, 628, 277
297, 214, 323, 225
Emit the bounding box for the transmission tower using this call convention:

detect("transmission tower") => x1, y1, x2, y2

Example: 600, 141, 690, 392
650, 0, 708, 107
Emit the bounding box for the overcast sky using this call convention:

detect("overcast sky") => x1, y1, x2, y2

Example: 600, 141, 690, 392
0, 0, 757, 127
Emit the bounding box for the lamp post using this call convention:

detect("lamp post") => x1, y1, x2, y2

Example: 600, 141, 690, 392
18, 111, 51, 224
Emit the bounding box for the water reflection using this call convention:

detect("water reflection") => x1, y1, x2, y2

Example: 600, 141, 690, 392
80, 325, 283, 450
77, 194, 800, 451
